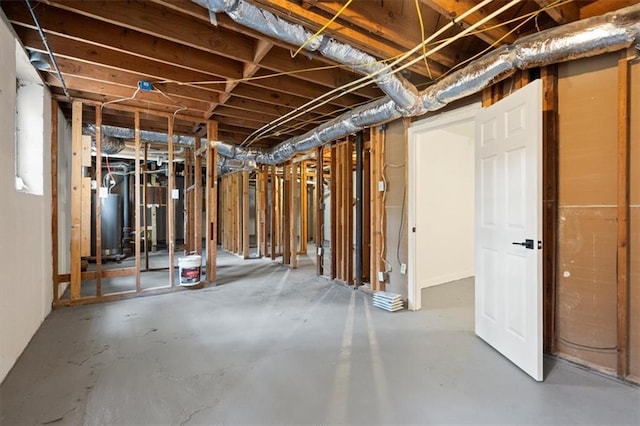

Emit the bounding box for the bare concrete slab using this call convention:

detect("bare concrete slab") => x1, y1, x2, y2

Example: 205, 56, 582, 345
1, 251, 639, 425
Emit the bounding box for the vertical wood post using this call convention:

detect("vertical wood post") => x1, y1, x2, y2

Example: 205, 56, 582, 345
51, 99, 59, 303
542, 65, 559, 355
290, 162, 298, 268
270, 166, 277, 260
168, 117, 175, 287
195, 141, 203, 255
134, 112, 142, 292
617, 52, 631, 378
300, 161, 308, 253
258, 166, 267, 257
330, 144, 337, 280
143, 144, 149, 270
283, 164, 291, 265
95, 107, 103, 296
316, 146, 324, 275
70, 101, 83, 300
206, 122, 218, 283
242, 171, 250, 259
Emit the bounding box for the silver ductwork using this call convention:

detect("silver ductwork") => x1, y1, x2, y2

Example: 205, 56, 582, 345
83, 124, 197, 146
212, 4, 640, 166
193, 0, 420, 111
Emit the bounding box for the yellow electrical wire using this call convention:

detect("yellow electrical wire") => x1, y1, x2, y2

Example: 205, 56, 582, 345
244, 0, 571, 145
291, 0, 353, 58
414, 0, 433, 80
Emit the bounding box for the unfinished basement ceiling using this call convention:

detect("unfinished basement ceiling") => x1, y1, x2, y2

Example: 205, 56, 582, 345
2, 0, 637, 147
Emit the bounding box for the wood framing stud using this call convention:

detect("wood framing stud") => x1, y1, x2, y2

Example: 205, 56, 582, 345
70, 101, 83, 300
617, 51, 631, 378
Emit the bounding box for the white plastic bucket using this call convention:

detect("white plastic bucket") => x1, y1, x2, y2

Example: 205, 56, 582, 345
178, 255, 202, 286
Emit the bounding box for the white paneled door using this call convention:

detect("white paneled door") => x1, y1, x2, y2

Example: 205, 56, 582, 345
475, 80, 543, 381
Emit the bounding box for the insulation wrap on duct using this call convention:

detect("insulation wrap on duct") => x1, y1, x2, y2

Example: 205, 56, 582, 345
416, 7, 640, 113
210, 3, 639, 167
101, 136, 126, 155
213, 97, 402, 166
83, 124, 196, 146
192, 0, 420, 110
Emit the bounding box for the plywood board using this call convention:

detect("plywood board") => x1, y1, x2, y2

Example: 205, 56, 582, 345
556, 207, 618, 373
558, 54, 618, 205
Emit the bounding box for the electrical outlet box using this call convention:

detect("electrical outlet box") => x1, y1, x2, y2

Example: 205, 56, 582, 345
317, 247, 323, 256
400, 263, 407, 274
378, 180, 385, 192
378, 271, 385, 282
171, 189, 180, 199
138, 80, 153, 91
91, 180, 97, 190
99, 187, 108, 199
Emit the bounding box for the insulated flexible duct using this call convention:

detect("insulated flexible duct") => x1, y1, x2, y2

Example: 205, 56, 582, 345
211, 4, 640, 166
193, 0, 420, 111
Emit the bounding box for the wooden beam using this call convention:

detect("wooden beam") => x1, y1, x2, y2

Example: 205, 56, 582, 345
580, 0, 640, 19
168, 117, 176, 287
290, 162, 298, 268
316, 146, 324, 276
70, 101, 83, 300
134, 111, 142, 292
420, 0, 517, 45
4, 1, 242, 80
242, 171, 251, 259
194, 141, 203, 255
300, 161, 308, 253
270, 166, 277, 260
95, 106, 103, 297
206, 122, 218, 283
534, 0, 579, 24
43, 0, 255, 62
541, 65, 559, 355
51, 99, 59, 303
250, 0, 444, 78
330, 145, 337, 280
283, 164, 291, 265
617, 51, 631, 378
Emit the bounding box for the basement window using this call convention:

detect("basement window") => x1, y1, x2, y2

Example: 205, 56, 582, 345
15, 79, 45, 195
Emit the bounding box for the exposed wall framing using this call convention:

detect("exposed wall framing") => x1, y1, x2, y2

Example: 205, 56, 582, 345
53, 101, 219, 306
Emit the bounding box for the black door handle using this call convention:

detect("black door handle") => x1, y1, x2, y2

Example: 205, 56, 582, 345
512, 239, 535, 249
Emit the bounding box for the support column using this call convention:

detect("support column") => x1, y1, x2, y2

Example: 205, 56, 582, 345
206, 122, 218, 283
242, 171, 250, 259
617, 50, 631, 378
70, 101, 83, 300
355, 131, 363, 288
168, 117, 175, 287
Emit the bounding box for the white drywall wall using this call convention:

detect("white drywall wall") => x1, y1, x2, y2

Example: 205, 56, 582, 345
414, 122, 475, 289
0, 16, 53, 383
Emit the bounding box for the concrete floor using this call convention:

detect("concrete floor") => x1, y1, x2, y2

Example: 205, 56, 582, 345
1, 252, 639, 425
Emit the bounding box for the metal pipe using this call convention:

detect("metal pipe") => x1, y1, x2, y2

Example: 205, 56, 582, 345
213, 3, 640, 165
192, 0, 420, 110
354, 131, 363, 289
24, 0, 70, 99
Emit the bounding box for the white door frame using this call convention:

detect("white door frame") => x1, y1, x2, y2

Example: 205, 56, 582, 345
407, 103, 481, 311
